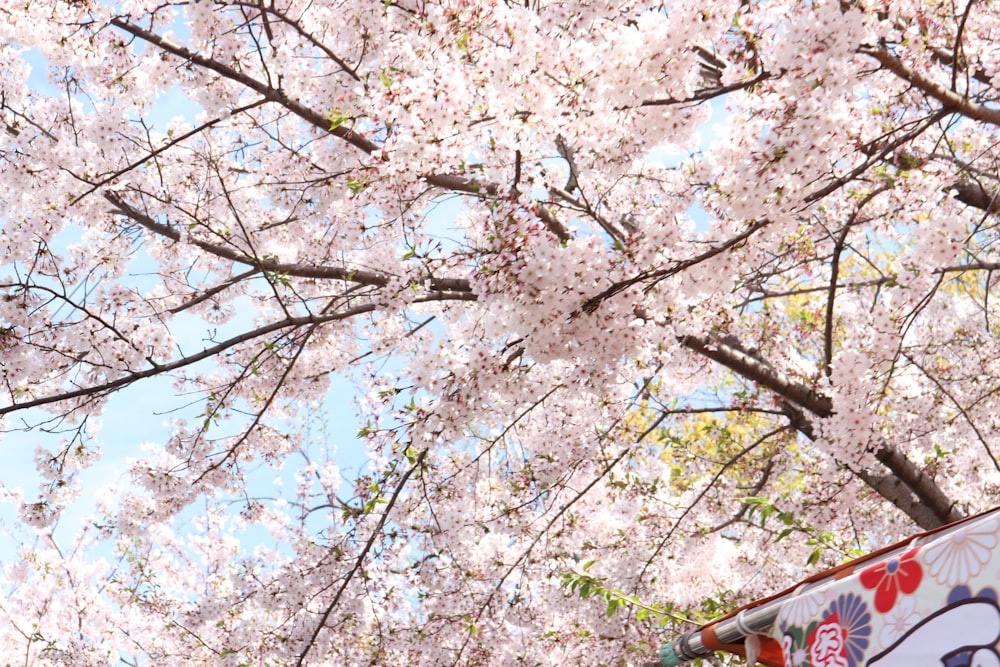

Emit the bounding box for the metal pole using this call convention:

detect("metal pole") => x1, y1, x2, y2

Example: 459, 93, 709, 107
654, 586, 810, 666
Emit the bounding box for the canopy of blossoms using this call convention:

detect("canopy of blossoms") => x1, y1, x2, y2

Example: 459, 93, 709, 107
0, 0, 999, 664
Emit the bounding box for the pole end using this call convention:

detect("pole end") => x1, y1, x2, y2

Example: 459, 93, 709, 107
658, 640, 683, 666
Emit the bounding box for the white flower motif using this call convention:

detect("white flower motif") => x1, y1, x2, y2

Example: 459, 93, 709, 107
921, 518, 999, 587
779, 588, 825, 628
878, 594, 921, 648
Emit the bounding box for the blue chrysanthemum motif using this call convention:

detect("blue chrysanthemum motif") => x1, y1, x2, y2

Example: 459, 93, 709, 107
828, 592, 871, 667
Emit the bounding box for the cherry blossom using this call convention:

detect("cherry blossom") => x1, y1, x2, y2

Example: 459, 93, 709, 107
0, 0, 999, 664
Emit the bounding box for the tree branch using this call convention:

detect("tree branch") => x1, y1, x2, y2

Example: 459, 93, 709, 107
679, 335, 832, 416
228, 0, 362, 81
104, 192, 472, 293
641, 425, 789, 578
109, 18, 379, 153
678, 334, 964, 529
0, 306, 376, 417
861, 46, 1000, 126
852, 468, 947, 529
110, 20, 573, 243
70, 98, 268, 205
580, 218, 771, 313
636, 71, 771, 108
296, 448, 427, 667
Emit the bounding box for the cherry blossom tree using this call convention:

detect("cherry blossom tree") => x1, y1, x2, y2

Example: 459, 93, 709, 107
1, 0, 999, 664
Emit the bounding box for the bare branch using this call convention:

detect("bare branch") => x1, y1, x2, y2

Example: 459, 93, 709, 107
641, 426, 790, 579
580, 218, 771, 313
69, 98, 269, 205
228, 0, 362, 81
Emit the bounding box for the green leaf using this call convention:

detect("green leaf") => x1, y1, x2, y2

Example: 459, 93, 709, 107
347, 177, 367, 195
606, 597, 620, 617
327, 109, 351, 131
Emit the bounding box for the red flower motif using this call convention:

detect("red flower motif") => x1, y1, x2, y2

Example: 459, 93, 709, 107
859, 547, 923, 613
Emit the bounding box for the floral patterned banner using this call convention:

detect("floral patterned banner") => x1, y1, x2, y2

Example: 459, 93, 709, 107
773, 510, 1000, 667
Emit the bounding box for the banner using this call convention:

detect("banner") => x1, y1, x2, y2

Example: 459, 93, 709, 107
772, 510, 1000, 667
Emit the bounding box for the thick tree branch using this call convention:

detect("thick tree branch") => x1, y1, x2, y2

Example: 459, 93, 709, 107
110, 18, 379, 153
950, 180, 1000, 214
679, 335, 832, 416
679, 334, 964, 529
861, 47, 1000, 126
872, 444, 964, 526
853, 468, 947, 530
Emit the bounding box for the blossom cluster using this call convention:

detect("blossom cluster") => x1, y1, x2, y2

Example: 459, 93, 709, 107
0, 0, 999, 664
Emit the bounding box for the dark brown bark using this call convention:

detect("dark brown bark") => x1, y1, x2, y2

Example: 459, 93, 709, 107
678, 334, 964, 529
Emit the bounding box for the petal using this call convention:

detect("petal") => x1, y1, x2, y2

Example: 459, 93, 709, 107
874, 577, 898, 613
859, 563, 885, 589
898, 561, 923, 594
